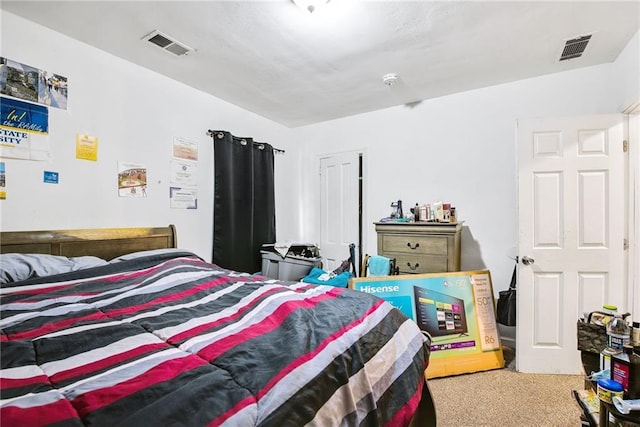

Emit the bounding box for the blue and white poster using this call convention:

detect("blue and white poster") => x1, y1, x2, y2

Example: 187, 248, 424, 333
0, 97, 50, 160
1, 96, 48, 133
43, 171, 59, 184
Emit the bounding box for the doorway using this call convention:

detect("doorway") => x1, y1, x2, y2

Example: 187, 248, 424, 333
319, 150, 363, 273
516, 114, 628, 374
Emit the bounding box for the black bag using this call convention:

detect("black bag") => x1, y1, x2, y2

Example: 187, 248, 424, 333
497, 260, 517, 326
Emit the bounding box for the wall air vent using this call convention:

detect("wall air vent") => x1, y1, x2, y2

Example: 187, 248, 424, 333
143, 30, 193, 57
559, 34, 592, 61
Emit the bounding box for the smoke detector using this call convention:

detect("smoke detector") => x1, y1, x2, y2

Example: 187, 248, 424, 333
143, 30, 194, 57
382, 73, 398, 86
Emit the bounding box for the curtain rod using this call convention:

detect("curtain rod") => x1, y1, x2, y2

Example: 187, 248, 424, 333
206, 129, 285, 154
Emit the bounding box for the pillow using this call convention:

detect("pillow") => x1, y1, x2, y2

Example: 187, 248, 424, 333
0, 253, 108, 284
109, 248, 195, 262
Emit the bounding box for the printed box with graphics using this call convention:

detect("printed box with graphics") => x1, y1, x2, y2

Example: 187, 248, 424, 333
350, 270, 504, 378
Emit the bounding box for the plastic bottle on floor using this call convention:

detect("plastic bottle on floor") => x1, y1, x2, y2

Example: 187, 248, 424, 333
611, 344, 640, 399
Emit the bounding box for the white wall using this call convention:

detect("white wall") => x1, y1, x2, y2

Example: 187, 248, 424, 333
0, 11, 297, 261
610, 30, 640, 113
290, 31, 639, 293
2, 10, 637, 297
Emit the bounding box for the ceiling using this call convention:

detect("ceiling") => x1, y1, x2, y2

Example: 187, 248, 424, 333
2, 1, 639, 128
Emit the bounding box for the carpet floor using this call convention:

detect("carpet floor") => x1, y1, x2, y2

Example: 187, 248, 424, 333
427, 347, 585, 426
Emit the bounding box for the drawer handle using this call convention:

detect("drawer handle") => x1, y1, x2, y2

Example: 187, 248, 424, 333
407, 242, 420, 250
407, 262, 420, 271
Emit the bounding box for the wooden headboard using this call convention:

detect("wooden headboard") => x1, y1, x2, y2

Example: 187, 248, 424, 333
0, 225, 177, 260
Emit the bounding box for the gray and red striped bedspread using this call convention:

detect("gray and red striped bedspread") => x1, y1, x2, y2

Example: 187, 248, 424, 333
0, 253, 429, 426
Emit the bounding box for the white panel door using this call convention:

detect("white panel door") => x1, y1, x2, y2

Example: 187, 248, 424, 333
517, 114, 627, 374
319, 151, 360, 272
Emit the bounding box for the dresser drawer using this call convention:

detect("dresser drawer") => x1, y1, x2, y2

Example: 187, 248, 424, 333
394, 254, 449, 274
380, 234, 448, 256
375, 222, 463, 274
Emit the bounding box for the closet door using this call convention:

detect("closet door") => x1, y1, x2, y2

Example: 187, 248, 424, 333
319, 151, 360, 272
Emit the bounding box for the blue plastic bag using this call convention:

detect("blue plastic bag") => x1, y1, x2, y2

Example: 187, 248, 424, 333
301, 267, 352, 288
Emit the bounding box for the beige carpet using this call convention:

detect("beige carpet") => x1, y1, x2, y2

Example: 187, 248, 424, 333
427, 347, 585, 426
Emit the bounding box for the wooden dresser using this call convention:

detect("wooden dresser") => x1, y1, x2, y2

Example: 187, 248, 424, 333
374, 222, 462, 274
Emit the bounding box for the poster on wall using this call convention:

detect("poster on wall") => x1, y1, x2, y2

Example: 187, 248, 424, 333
170, 186, 197, 209
43, 170, 59, 184
170, 136, 198, 209
172, 136, 198, 161
0, 97, 50, 160
350, 270, 504, 379
0, 161, 5, 199
170, 159, 197, 187
117, 161, 147, 198
0, 57, 68, 110
76, 134, 98, 161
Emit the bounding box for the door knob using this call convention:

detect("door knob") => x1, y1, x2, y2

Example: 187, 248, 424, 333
522, 256, 535, 265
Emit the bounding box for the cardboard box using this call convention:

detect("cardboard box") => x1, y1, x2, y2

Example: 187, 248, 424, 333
350, 270, 504, 378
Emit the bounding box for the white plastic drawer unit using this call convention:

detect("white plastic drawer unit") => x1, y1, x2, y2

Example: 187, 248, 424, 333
374, 222, 462, 274
260, 251, 321, 281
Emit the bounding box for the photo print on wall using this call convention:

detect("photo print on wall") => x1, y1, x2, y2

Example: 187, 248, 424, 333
0, 57, 68, 110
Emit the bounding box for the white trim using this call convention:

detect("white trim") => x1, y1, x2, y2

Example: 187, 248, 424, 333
627, 113, 640, 324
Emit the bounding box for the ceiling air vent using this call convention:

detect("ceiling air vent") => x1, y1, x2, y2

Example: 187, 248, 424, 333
559, 34, 592, 61
143, 30, 193, 57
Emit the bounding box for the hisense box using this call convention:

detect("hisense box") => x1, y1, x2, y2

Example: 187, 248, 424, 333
350, 270, 504, 378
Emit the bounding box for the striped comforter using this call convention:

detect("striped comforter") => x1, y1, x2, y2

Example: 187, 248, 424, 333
0, 252, 429, 426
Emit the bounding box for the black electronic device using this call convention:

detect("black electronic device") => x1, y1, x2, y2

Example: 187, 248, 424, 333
413, 286, 468, 337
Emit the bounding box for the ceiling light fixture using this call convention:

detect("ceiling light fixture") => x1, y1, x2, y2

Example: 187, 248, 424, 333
292, 0, 329, 13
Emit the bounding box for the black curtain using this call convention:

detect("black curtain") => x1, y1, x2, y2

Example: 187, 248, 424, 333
212, 131, 276, 273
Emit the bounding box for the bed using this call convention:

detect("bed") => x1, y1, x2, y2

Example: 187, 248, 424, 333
0, 225, 435, 427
